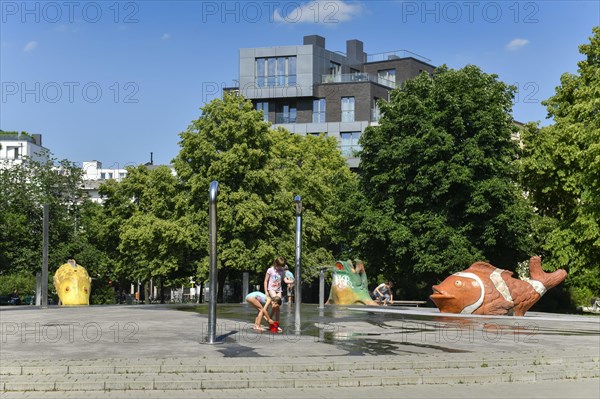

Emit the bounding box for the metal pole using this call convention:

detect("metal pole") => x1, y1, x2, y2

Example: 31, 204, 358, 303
242, 272, 249, 303
319, 268, 325, 309
41, 204, 49, 308
207, 181, 219, 343
35, 272, 41, 306
294, 196, 302, 334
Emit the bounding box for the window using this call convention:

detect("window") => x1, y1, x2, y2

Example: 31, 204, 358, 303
312, 99, 326, 123
8, 147, 19, 159
107, 172, 113, 179
340, 132, 362, 157
256, 102, 269, 122
329, 61, 341, 76
100, 173, 106, 179
256, 57, 297, 87
288, 57, 296, 85
276, 103, 296, 124
256, 58, 266, 87
308, 132, 328, 138
341, 97, 355, 122
119, 173, 126, 179
372, 98, 381, 122
328, 61, 341, 82
377, 69, 396, 86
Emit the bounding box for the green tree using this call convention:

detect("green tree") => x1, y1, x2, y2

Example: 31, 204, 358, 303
98, 165, 195, 297
268, 128, 361, 279
520, 27, 600, 304
0, 151, 86, 277
173, 93, 357, 300
358, 65, 535, 297
0, 149, 113, 301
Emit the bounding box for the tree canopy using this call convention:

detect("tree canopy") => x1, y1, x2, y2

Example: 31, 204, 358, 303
520, 27, 600, 302
0, 153, 86, 277
173, 93, 358, 298
98, 165, 195, 284
358, 65, 535, 296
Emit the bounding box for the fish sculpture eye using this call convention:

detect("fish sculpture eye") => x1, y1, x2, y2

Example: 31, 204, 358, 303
454, 280, 463, 287
65, 287, 70, 292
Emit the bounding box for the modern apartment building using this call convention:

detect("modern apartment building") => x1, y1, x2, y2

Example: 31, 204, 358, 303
0, 131, 49, 167
232, 35, 435, 168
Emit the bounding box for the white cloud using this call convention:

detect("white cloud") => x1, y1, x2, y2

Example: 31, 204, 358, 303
23, 41, 38, 52
161, 33, 171, 40
506, 38, 529, 51
274, 1, 363, 24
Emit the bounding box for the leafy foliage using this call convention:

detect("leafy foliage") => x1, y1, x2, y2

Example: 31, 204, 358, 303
358, 65, 535, 296
98, 165, 196, 283
0, 152, 89, 276
520, 27, 600, 303
173, 93, 357, 299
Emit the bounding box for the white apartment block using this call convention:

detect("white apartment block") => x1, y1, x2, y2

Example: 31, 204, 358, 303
82, 160, 130, 203
0, 132, 49, 167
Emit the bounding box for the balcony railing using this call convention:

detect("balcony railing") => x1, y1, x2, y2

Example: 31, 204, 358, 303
366, 50, 431, 63
275, 114, 297, 124
321, 73, 396, 89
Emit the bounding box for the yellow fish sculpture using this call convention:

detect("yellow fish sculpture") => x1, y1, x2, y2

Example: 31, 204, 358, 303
53, 259, 92, 306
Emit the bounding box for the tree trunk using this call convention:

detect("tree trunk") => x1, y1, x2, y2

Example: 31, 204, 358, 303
144, 280, 150, 304
159, 277, 165, 304
217, 268, 229, 303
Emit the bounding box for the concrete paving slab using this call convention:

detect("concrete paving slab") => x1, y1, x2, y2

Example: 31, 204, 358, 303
1, 303, 598, 397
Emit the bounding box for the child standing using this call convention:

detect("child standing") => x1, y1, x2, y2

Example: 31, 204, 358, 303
264, 256, 287, 300
284, 265, 295, 305
264, 256, 287, 324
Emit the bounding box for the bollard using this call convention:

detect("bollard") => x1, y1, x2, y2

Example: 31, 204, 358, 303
35, 272, 41, 306
319, 268, 325, 309
206, 181, 220, 344
242, 272, 249, 303
41, 204, 49, 308
294, 196, 302, 334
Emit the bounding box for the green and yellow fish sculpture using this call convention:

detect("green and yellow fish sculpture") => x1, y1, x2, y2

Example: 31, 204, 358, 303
327, 260, 378, 305
53, 259, 91, 306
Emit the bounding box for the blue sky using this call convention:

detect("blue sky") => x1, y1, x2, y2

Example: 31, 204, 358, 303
1, 1, 598, 167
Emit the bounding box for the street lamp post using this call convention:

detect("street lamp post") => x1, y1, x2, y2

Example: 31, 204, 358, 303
319, 268, 325, 309
41, 204, 49, 308
294, 196, 302, 334
206, 181, 219, 344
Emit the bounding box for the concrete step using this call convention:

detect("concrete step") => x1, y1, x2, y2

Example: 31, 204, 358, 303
1, 356, 598, 391
2, 353, 598, 375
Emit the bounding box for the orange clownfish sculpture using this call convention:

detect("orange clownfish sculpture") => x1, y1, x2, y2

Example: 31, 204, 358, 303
430, 256, 567, 316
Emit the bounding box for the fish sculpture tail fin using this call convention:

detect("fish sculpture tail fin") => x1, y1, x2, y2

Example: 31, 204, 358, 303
529, 256, 567, 289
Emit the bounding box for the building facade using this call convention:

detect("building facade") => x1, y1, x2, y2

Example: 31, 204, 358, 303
0, 131, 49, 167
233, 35, 435, 168
81, 160, 130, 203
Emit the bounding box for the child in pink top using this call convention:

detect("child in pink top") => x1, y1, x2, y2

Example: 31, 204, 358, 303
263, 256, 292, 328
264, 256, 287, 299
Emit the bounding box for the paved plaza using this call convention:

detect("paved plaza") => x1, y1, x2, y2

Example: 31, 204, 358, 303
0, 303, 598, 398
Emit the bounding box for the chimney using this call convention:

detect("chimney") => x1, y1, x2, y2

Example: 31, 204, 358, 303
32, 134, 42, 146
303, 35, 325, 48
346, 39, 366, 63
150, 152, 154, 165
